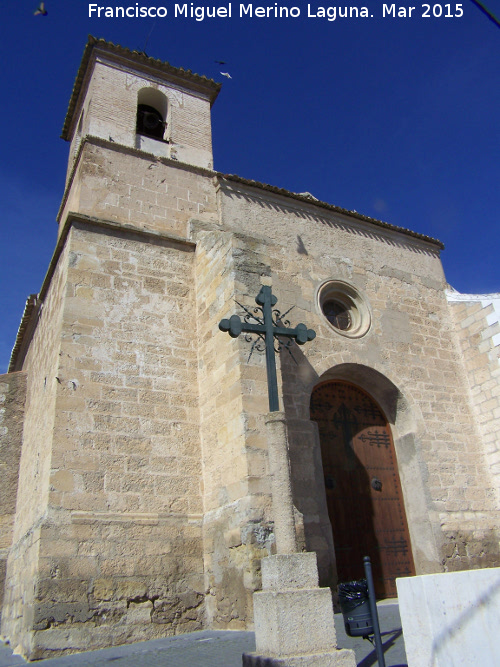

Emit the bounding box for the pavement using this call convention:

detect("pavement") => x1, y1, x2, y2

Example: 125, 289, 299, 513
0, 603, 406, 666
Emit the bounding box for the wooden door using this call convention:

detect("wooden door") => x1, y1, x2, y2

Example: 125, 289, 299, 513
310, 381, 414, 598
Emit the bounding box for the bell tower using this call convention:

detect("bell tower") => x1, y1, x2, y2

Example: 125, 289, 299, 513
63, 36, 220, 166
2, 38, 223, 660
59, 37, 220, 236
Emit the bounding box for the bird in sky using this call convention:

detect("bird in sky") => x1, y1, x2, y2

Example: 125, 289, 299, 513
34, 2, 48, 15
220, 72, 232, 79
215, 60, 226, 65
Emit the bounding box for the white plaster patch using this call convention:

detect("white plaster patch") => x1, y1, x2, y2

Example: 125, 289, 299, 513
447, 289, 500, 353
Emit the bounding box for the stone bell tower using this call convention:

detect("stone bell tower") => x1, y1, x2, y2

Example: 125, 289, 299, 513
1, 38, 223, 659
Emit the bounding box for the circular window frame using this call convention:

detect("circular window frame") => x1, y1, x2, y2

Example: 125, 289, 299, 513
317, 280, 371, 338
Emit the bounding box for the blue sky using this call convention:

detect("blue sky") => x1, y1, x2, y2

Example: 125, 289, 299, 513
0, 1, 498, 372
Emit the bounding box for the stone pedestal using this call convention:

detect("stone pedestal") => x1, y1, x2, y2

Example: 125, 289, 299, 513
243, 412, 356, 666
243, 553, 356, 667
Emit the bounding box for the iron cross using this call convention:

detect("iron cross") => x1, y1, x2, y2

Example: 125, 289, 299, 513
219, 285, 316, 412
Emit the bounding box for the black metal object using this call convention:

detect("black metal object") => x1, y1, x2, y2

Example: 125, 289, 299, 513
338, 579, 373, 637
338, 557, 387, 667
219, 285, 316, 412
363, 556, 386, 667
136, 104, 165, 139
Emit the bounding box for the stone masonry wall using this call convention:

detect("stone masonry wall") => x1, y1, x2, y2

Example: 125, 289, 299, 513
59, 141, 218, 242
1, 241, 70, 656
5, 78, 499, 656
447, 293, 500, 534
194, 228, 274, 630
24, 221, 205, 659
15, 35, 500, 657
217, 181, 500, 580
0, 372, 26, 617
2, 217, 208, 659
67, 55, 214, 172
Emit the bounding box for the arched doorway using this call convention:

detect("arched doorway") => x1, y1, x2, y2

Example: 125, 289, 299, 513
310, 380, 415, 598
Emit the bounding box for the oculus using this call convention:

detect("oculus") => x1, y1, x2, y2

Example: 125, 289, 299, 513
318, 280, 371, 338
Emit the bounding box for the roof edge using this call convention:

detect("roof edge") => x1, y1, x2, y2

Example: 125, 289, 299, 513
217, 173, 445, 250
8, 295, 41, 373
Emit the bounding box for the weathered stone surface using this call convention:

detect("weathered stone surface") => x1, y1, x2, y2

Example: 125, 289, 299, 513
0, 371, 26, 610
254, 588, 338, 656
447, 292, 500, 507
33, 602, 94, 630
261, 553, 319, 591
250, 553, 356, 666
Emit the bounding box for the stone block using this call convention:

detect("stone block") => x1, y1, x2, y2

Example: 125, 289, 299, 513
253, 588, 337, 657
250, 551, 355, 666
261, 553, 319, 591
397, 568, 500, 667
124, 600, 153, 624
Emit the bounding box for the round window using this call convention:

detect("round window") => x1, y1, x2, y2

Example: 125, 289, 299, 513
318, 280, 371, 338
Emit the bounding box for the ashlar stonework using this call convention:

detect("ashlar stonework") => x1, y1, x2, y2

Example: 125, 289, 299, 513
1, 36, 499, 660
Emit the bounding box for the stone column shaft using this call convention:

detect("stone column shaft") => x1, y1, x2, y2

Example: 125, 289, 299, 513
265, 411, 297, 554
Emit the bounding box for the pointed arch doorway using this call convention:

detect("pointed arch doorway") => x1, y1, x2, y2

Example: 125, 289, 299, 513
310, 380, 415, 598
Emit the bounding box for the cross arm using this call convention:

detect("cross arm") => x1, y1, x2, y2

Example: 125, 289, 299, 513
219, 315, 266, 338
219, 316, 315, 345
290, 322, 316, 345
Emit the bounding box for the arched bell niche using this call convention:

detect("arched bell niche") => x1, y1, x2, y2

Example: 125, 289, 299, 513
136, 88, 168, 141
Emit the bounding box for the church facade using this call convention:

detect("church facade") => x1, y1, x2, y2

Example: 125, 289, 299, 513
1, 37, 499, 659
